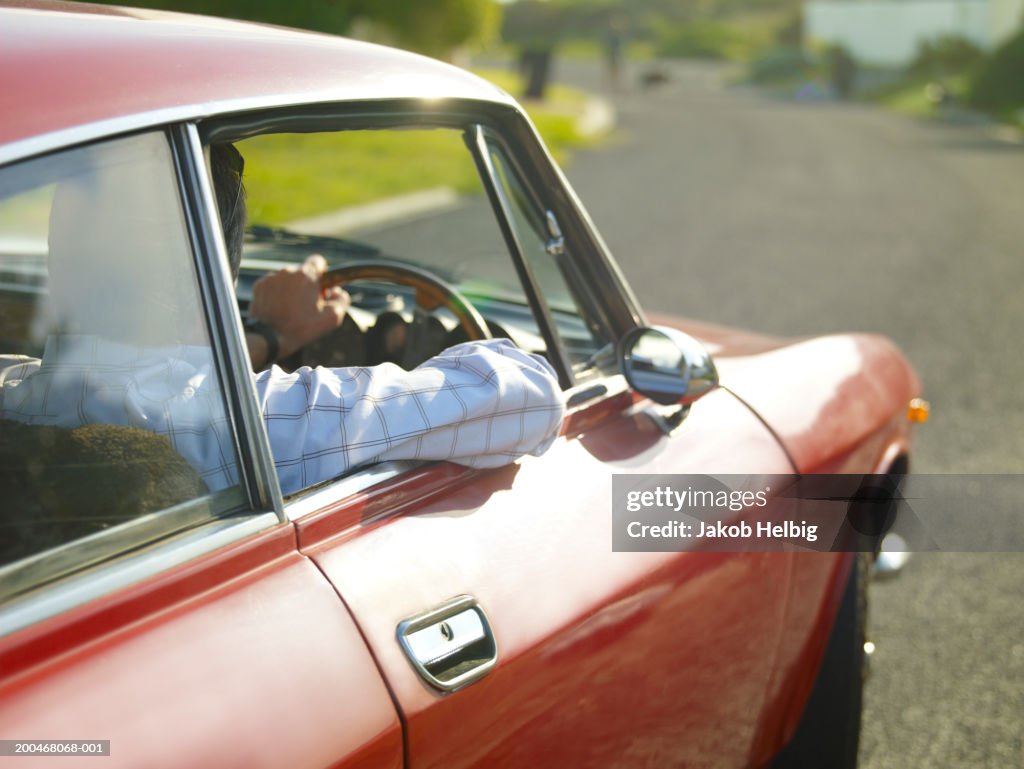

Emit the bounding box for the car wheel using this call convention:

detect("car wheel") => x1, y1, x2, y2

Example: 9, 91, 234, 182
771, 553, 868, 769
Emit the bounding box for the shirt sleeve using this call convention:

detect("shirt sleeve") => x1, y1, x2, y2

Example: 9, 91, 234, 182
253, 338, 565, 495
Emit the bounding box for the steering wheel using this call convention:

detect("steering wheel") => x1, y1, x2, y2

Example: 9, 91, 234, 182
321, 260, 492, 342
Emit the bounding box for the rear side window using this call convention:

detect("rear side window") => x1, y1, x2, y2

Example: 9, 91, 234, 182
0, 132, 245, 602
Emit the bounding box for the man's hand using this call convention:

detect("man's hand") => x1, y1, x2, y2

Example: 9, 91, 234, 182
246, 254, 349, 369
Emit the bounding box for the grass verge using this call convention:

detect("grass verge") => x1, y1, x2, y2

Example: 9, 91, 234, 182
865, 74, 971, 119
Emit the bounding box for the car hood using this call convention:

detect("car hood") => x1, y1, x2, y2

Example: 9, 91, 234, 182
647, 312, 922, 473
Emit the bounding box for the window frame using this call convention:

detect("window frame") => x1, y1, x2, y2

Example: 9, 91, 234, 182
200, 100, 629, 381
464, 123, 574, 388
199, 98, 645, 510
471, 125, 618, 382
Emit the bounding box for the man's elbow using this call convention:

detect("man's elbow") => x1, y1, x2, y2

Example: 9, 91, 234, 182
521, 361, 565, 458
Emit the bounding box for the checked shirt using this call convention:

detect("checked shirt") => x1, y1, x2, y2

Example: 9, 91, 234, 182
0, 336, 565, 496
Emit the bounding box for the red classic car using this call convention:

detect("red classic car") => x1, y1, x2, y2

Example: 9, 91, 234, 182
0, 2, 922, 768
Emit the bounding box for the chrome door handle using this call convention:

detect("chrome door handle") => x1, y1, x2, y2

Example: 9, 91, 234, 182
397, 595, 497, 692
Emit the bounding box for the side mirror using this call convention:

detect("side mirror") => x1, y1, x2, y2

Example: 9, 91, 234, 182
620, 326, 718, 406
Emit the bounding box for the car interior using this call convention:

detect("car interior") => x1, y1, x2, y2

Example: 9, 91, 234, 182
225, 125, 610, 378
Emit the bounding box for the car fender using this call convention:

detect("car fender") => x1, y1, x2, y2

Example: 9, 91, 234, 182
648, 313, 921, 474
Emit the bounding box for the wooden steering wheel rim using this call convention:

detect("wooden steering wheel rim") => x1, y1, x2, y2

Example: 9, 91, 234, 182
321, 260, 491, 341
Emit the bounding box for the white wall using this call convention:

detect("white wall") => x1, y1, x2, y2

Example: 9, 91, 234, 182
805, 0, 1024, 66
990, 0, 1024, 45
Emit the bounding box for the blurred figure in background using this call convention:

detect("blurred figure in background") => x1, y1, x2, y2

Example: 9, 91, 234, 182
604, 13, 626, 90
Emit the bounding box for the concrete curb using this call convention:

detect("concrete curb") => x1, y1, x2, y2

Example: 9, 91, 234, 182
577, 96, 616, 138
932, 106, 1024, 146
285, 186, 460, 236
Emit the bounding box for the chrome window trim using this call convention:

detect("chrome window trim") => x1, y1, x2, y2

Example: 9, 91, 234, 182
478, 127, 621, 358
528, 127, 647, 331
283, 376, 629, 524
169, 124, 285, 521
201, 101, 505, 143
0, 94, 518, 169
283, 460, 423, 521
0, 512, 280, 639
466, 124, 575, 388
0, 488, 245, 606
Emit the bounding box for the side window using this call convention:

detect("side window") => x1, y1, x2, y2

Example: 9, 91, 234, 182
0, 133, 246, 600
231, 126, 608, 369
233, 128, 544, 356
220, 125, 590, 498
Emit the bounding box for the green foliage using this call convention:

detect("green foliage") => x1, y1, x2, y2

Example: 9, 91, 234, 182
82, 0, 356, 33
502, 0, 573, 47
356, 0, 501, 57
747, 45, 814, 84
240, 130, 482, 224
969, 29, 1024, 113
498, 0, 800, 61
83, 0, 502, 57
908, 35, 985, 77
775, 9, 802, 47
654, 19, 749, 60
868, 73, 971, 118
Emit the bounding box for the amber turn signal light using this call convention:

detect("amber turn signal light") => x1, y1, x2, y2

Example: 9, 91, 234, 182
907, 398, 930, 423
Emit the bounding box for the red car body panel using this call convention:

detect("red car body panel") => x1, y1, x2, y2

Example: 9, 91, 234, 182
648, 312, 920, 475
717, 335, 920, 474
642, 313, 920, 766
297, 387, 817, 768
0, 1, 509, 157
0, 527, 403, 769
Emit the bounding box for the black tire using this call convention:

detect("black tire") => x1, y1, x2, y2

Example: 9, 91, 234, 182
771, 554, 868, 769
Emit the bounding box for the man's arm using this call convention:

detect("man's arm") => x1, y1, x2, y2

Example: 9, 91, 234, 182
253, 338, 565, 496
244, 254, 349, 370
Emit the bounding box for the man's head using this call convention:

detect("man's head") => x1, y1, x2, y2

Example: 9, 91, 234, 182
209, 143, 246, 280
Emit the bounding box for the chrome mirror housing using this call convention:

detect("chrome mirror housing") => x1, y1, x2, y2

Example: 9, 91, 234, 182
620, 326, 718, 406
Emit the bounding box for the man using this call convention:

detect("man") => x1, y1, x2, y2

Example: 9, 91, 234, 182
208, 143, 352, 372
0, 138, 564, 497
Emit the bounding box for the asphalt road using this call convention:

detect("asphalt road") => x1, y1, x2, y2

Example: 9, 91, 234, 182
548, 58, 1024, 768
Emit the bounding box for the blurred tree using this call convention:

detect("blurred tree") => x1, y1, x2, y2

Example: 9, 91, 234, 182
80, 0, 356, 33
80, 0, 502, 59
501, 1, 569, 100
502, 0, 641, 98
352, 0, 501, 58
502, 0, 570, 49
908, 36, 984, 78
969, 28, 1024, 113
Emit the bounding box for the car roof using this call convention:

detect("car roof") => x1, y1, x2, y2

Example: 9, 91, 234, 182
0, 1, 513, 163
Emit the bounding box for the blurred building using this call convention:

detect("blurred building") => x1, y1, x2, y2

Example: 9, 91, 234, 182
804, 0, 1024, 65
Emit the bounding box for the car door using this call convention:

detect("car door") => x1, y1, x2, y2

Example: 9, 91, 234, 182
229, 111, 799, 769
0, 128, 401, 769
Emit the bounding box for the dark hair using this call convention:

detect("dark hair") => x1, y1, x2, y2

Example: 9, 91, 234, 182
209, 143, 246, 279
